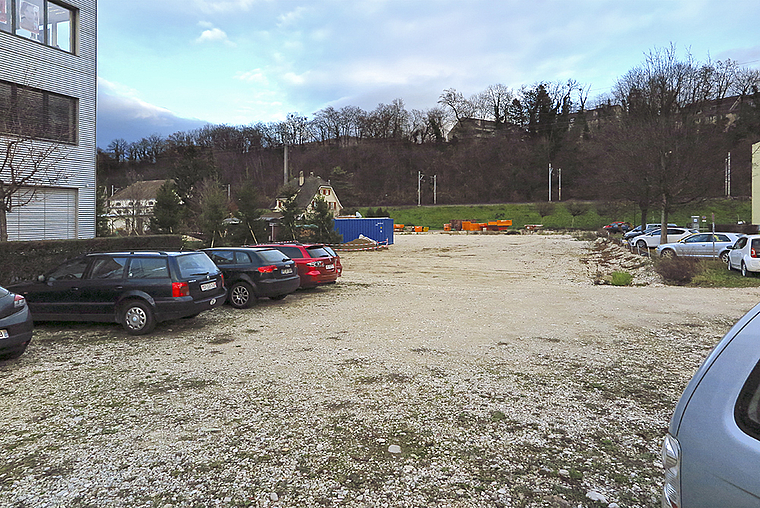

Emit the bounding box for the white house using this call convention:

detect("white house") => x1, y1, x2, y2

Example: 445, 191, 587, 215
0, 0, 97, 241
273, 171, 343, 218
107, 179, 170, 235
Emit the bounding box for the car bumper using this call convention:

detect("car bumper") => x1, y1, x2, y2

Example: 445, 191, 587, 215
0, 306, 34, 354
300, 271, 339, 288
154, 289, 227, 322
745, 258, 760, 272
258, 276, 301, 298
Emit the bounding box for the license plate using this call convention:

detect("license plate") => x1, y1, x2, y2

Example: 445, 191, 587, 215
325, 264, 334, 270
200, 281, 217, 291
0, 330, 8, 339
282, 268, 293, 274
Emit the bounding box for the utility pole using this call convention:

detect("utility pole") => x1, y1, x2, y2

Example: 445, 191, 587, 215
433, 174, 437, 205
283, 144, 289, 185
558, 167, 562, 201
548, 163, 553, 202
417, 171, 423, 206
725, 152, 731, 197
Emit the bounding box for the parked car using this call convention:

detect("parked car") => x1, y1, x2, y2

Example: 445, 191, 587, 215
0, 285, 34, 359
603, 221, 632, 234
656, 232, 742, 262
629, 227, 696, 250
727, 235, 760, 277
623, 223, 678, 241
8, 251, 226, 335
662, 301, 760, 508
253, 243, 341, 288
203, 247, 300, 308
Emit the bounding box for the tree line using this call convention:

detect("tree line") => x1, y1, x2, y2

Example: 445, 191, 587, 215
98, 45, 760, 238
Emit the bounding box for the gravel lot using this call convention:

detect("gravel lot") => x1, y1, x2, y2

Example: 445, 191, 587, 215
2, 232, 759, 508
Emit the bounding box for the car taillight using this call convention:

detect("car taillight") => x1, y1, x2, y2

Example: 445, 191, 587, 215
258, 265, 275, 273
220, 273, 224, 288
752, 248, 759, 258
172, 282, 190, 298
306, 260, 324, 267
13, 294, 25, 309
661, 433, 681, 508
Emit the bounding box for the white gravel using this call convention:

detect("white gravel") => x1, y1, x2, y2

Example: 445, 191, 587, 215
2, 232, 759, 508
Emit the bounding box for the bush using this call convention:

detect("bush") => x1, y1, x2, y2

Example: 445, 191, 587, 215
654, 257, 701, 285
610, 271, 633, 286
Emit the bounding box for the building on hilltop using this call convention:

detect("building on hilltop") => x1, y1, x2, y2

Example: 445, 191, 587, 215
107, 180, 171, 235
273, 171, 342, 218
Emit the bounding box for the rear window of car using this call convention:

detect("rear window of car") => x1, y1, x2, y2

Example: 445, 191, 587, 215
176, 253, 219, 278
753, 239, 760, 252
736, 360, 760, 440
306, 246, 331, 258
128, 258, 169, 279
257, 249, 289, 264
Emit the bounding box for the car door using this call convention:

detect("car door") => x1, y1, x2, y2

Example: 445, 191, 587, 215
680, 233, 710, 257
730, 237, 748, 267
26, 257, 93, 317
675, 310, 760, 507
74, 255, 129, 317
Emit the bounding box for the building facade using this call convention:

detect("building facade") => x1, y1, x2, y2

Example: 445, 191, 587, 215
0, 0, 97, 240
274, 172, 343, 218
107, 180, 170, 235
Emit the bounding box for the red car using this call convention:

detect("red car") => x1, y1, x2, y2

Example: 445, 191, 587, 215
253, 243, 341, 288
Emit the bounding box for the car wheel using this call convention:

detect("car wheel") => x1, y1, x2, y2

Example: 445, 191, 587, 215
636, 240, 648, 251
121, 300, 156, 335
742, 262, 752, 278
727, 258, 733, 271
660, 249, 675, 258
720, 251, 730, 264
229, 281, 255, 309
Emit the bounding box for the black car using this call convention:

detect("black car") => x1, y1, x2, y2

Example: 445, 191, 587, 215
8, 251, 226, 335
0, 285, 34, 359
203, 247, 300, 308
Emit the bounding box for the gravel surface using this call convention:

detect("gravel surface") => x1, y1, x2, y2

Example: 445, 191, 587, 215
2, 232, 759, 508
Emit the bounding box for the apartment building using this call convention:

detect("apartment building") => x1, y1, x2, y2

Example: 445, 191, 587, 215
0, 0, 96, 240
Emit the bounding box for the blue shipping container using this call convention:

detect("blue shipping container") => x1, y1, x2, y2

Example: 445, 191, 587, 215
334, 218, 394, 245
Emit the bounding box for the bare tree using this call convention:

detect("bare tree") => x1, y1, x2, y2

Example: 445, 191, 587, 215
0, 80, 71, 241
472, 84, 514, 126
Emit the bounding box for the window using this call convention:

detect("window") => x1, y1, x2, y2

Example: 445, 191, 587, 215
1, 0, 74, 52
736, 360, 760, 440
0, 0, 10, 32
128, 258, 169, 279
90, 257, 127, 280
47, 257, 89, 281
234, 251, 252, 264
208, 251, 234, 265
0, 79, 77, 143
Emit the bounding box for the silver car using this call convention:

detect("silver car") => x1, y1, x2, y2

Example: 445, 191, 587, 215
629, 227, 697, 250
663, 302, 760, 507
727, 235, 760, 277
656, 232, 742, 262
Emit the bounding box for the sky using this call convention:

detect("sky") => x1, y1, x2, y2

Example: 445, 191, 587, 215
96, 0, 760, 146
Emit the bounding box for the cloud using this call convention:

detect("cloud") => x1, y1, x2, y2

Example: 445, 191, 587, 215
196, 27, 235, 46
97, 78, 208, 145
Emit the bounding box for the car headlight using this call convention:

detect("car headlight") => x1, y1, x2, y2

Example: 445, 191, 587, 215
661, 433, 681, 508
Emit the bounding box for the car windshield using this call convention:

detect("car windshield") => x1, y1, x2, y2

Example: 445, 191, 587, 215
177, 253, 219, 278
0, 286, 8, 298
